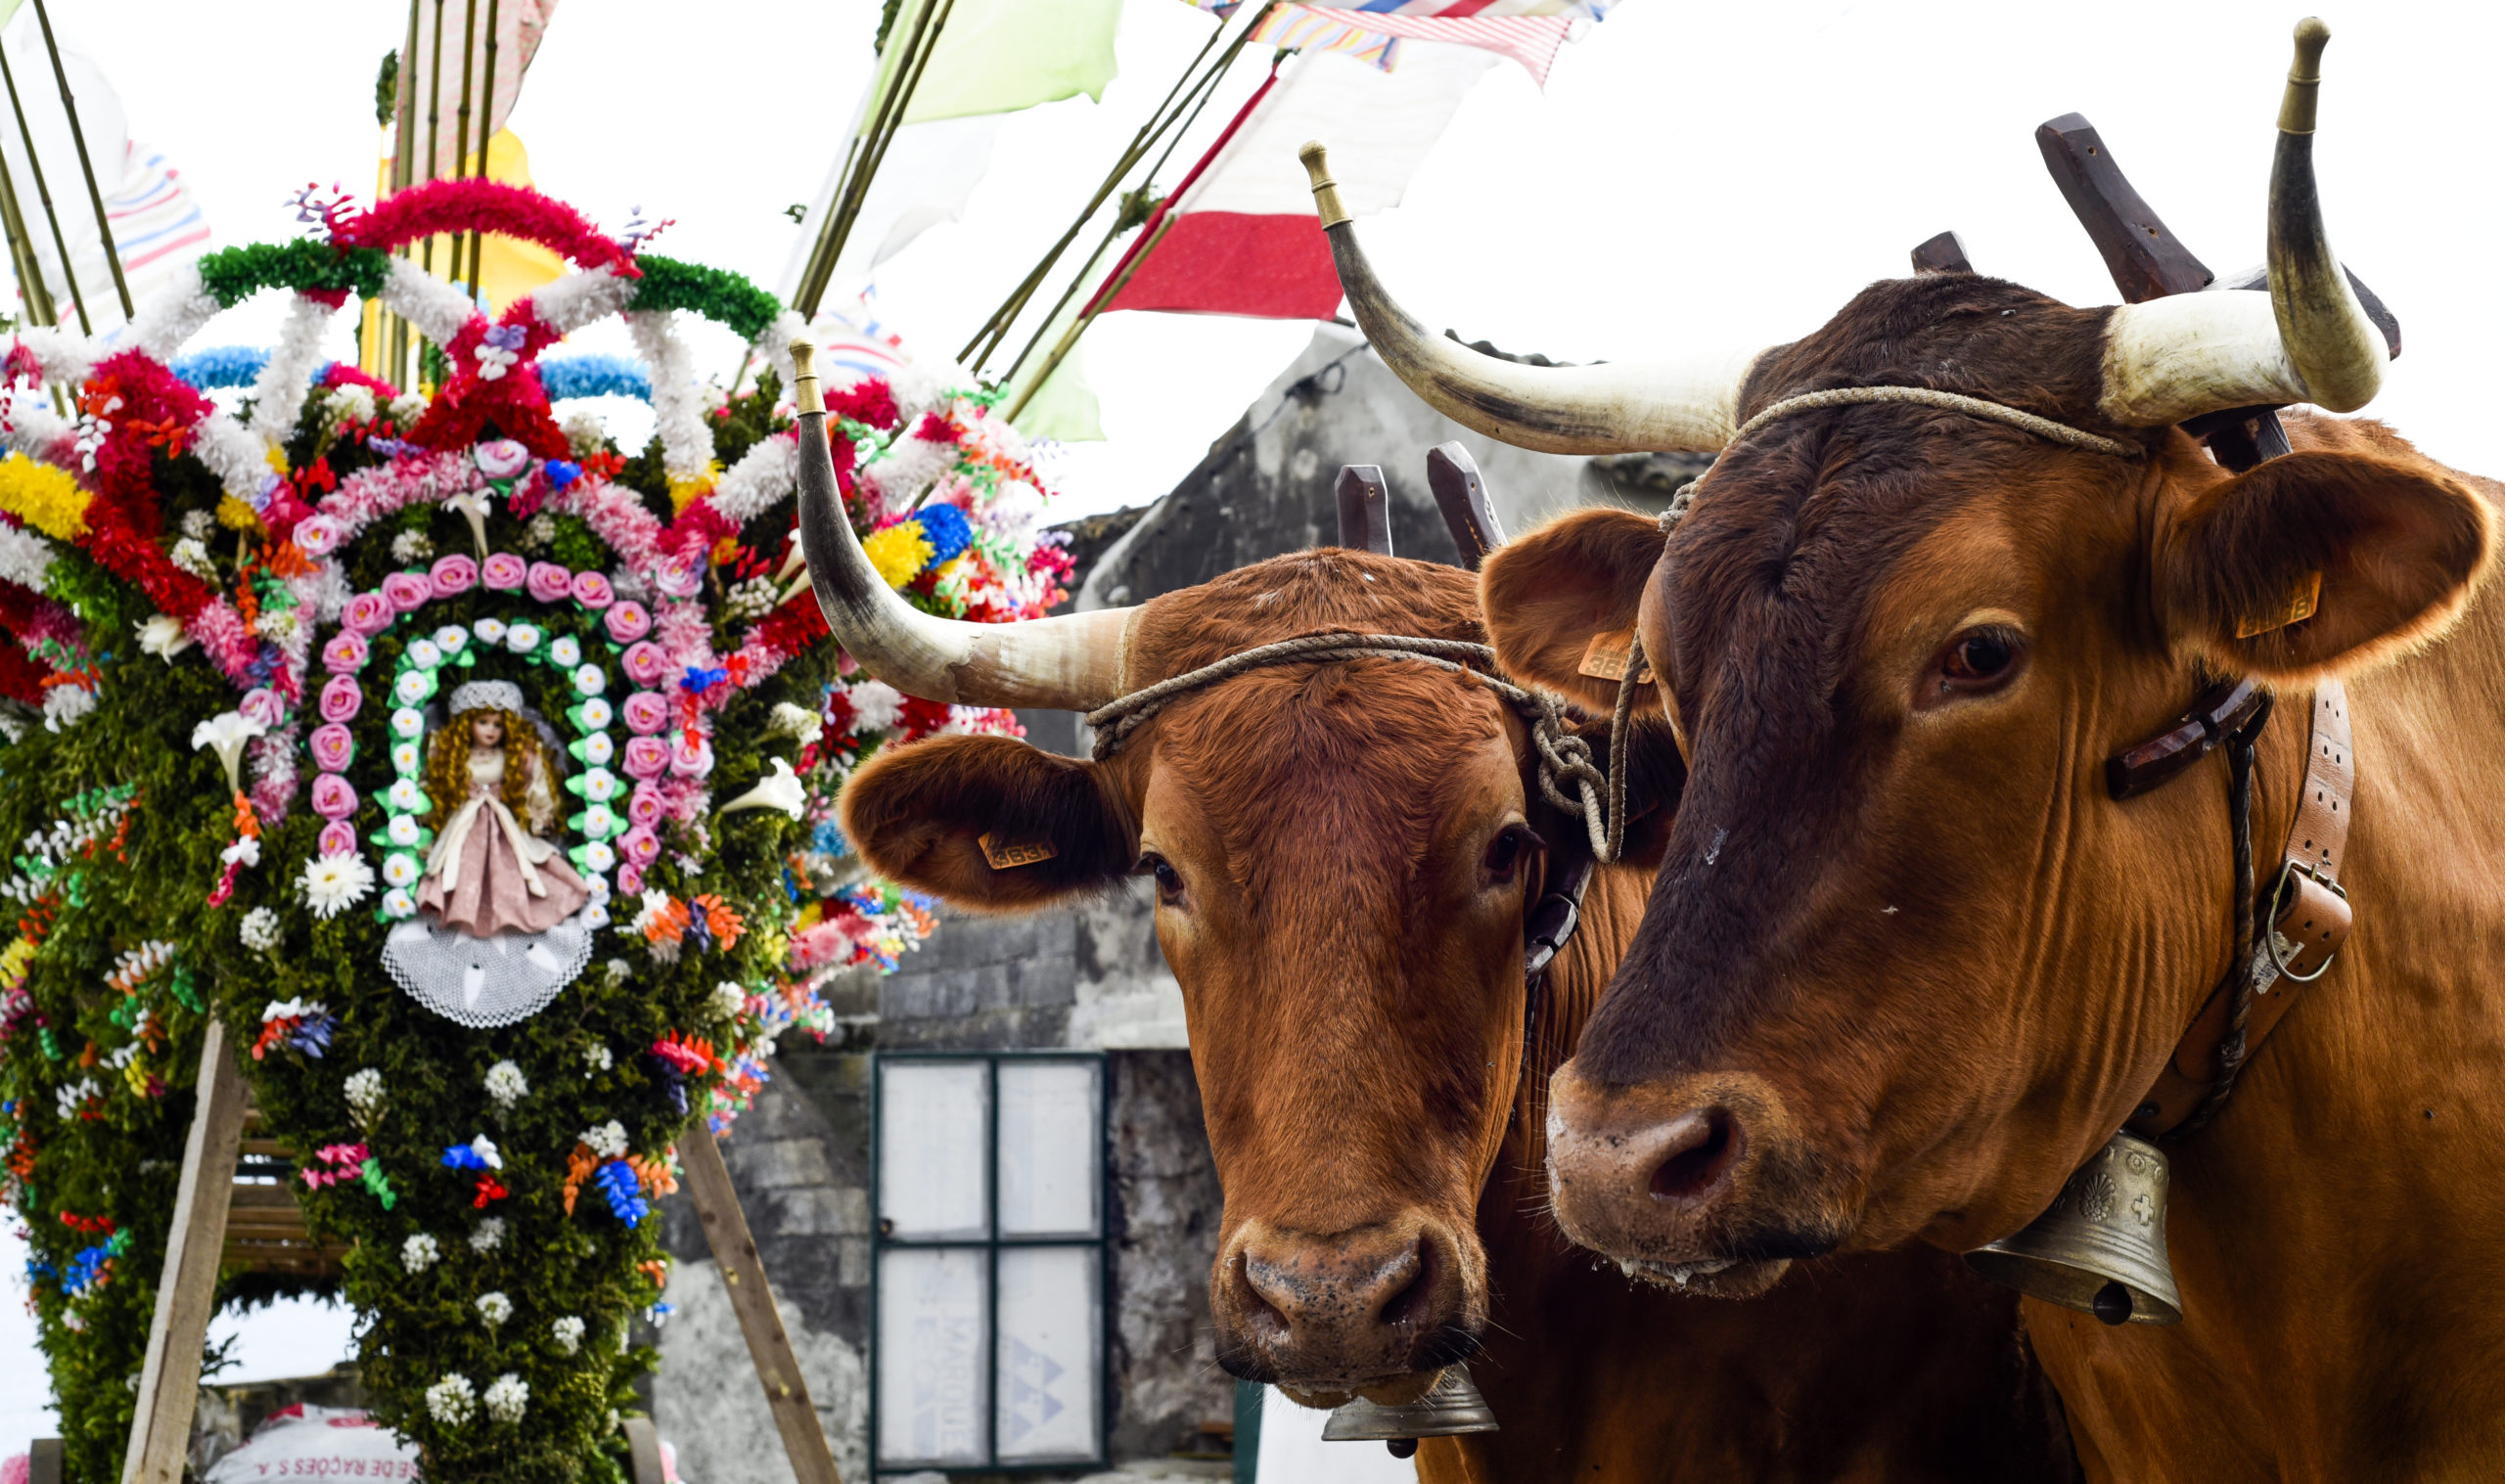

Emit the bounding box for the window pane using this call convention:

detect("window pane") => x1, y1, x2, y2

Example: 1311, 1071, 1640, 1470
880, 1059, 989, 1239
875, 1246, 990, 1468
996, 1059, 1101, 1238
994, 1244, 1101, 1463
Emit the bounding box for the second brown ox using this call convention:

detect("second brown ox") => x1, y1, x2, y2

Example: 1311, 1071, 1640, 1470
790, 372, 2073, 1471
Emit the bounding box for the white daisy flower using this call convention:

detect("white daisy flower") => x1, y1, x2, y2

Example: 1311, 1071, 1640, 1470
424, 1373, 475, 1425
482, 1372, 528, 1423
401, 1233, 440, 1273
239, 908, 282, 952
299, 853, 377, 920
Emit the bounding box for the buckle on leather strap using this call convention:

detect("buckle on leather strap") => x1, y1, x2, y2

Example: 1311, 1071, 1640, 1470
2261, 860, 2349, 985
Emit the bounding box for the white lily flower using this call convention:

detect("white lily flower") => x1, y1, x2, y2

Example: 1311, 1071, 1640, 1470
190, 710, 268, 793
720, 757, 807, 820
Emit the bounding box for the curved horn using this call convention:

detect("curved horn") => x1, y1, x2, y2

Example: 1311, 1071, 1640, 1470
2099, 19, 2387, 426
1299, 143, 1761, 455
792, 340, 1135, 710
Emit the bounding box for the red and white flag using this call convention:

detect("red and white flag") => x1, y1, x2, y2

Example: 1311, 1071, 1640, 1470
1095, 43, 1497, 321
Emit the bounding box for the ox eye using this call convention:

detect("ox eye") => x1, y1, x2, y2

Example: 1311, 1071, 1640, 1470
1934, 625, 2026, 697
1482, 825, 1540, 883
1136, 851, 1184, 905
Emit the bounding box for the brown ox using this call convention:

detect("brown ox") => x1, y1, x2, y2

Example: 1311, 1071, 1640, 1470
787, 377, 2074, 1472
1323, 22, 2505, 1482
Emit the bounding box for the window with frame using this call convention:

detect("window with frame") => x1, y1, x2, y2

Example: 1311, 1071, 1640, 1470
871, 1052, 1109, 1472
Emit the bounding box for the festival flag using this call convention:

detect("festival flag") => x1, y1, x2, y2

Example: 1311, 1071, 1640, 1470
778, 0, 1123, 299
1096, 44, 1499, 320
1247, 4, 1577, 85
0, 17, 218, 335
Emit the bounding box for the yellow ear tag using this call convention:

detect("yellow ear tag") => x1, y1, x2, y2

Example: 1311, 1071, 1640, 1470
2235, 570, 2323, 639
979, 832, 1058, 870
1577, 629, 1655, 683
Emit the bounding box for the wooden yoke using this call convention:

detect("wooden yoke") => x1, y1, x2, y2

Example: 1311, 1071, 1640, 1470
1908, 231, 1975, 276
2034, 112, 2400, 472
1425, 442, 1506, 569
1335, 464, 1393, 554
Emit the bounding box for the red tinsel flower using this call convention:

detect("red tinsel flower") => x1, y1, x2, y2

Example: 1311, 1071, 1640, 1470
827, 379, 900, 432
473, 1175, 509, 1208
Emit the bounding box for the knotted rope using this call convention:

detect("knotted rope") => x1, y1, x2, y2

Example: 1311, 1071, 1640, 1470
1085, 631, 1631, 864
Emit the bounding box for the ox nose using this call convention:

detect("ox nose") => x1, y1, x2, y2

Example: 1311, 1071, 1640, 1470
1546, 1062, 1763, 1263
1216, 1218, 1478, 1391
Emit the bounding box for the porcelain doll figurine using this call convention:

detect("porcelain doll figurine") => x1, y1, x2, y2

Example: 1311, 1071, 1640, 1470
416, 679, 590, 935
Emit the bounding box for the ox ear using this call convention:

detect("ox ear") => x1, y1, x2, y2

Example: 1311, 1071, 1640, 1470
1480, 507, 1666, 712
839, 735, 1135, 911
2160, 450, 2497, 682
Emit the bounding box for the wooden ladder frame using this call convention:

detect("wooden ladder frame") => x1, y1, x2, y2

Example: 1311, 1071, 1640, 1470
102, 1024, 846, 1484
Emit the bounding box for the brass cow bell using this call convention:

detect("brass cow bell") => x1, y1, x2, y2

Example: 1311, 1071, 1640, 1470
1322, 1365, 1499, 1458
1965, 1131, 2183, 1327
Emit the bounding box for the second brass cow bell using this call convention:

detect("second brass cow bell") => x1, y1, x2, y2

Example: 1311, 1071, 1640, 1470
1965, 1130, 2183, 1327
1322, 1364, 1499, 1457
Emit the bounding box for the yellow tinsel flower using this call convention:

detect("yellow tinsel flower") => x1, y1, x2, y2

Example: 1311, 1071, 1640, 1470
0, 453, 89, 540
859, 521, 934, 591
0, 934, 35, 989
667, 461, 724, 514
263, 445, 290, 474
215, 495, 264, 534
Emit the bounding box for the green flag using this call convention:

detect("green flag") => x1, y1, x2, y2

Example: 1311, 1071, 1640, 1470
1012, 339, 1105, 443
872, 0, 1123, 128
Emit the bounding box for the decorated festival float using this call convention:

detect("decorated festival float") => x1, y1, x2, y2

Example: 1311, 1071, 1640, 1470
0, 170, 1078, 1481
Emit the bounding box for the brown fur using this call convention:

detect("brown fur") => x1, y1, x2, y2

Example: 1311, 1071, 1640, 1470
1483, 270, 2505, 1479
845, 545, 2074, 1480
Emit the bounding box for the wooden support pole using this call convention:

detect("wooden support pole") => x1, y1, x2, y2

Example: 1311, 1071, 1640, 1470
675, 1129, 844, 1484
119, 1020, 248, 1484
29, 0, 128, 317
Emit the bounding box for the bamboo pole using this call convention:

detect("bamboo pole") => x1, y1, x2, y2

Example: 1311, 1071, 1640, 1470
30, 0, 127, 317
1003, 212, 1171, 425
0, 129, 57, 329
448, 0, 478, 292
994, 48, 1241, 386
419, 0, 446, 317
794, 0, 953, 319
0, 41, 83, 332
464, 0, 500, 306
957, 8, 1247, 367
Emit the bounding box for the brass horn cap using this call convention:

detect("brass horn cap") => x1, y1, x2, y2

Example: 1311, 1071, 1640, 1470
2279, 18, 2330, 134
1300, 141, 1351, 231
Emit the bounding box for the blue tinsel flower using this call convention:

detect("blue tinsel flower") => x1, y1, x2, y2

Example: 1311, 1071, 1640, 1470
544, 460, 582, 489
539, 354, 653, 403
170, 345, 272, 391
442, 1143, 490, 1171
913, 503, 973, 569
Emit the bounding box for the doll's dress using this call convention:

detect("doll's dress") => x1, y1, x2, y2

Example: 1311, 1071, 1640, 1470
382, 746, 596, 1027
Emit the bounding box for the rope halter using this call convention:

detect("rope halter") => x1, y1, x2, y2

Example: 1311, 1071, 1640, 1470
1083, 631, 1632, 864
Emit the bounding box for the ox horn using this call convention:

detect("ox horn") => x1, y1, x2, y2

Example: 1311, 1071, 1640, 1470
791, 339, 1135, 710
2098, 18, 2388, 426
1299, 142, 1762, 455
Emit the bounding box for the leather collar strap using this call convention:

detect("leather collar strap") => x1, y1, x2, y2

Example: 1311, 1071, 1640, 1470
2128, 681, 2354, 1137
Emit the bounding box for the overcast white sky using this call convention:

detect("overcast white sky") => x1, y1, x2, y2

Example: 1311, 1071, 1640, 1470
10, 0, 2503, 1458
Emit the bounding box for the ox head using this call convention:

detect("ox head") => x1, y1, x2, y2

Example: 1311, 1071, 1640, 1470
791, 384, 1636, 1398
1314, 21, 2497, 1290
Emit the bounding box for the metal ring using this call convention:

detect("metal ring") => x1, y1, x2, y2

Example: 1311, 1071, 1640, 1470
2261, 860, 2340, 984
